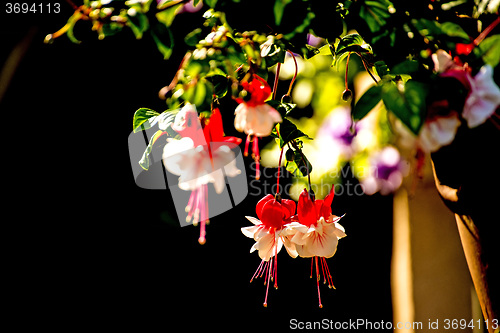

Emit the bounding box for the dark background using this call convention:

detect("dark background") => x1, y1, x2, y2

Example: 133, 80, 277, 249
1, 3, 393, 331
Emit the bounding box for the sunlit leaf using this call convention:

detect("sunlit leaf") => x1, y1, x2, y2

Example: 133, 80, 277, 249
285, 148, 313, 177
381, 80, 427, 135
360, 0, 394, 33
274, 118, 312, 148
479, 35, 500, 68
133, 108, 160, 133
139, 130, 166, 170
151, 24, 174, 59
334, 33, 372, 67
353, 85, 382, 121
274, 0, 293, 26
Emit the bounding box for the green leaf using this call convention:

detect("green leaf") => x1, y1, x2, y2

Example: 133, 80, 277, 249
133, 108, 160, 133
440, 22, 470, 41
184, 28, 203, 47
391, 60, 419, 75
381, 80, 427, 135
183, 81, 207, 106
334, 33, 372, 67
374, 60, 389, 78
359, 0, 393, 33
139, 130, 166, 171
267, 101, 296, 117
127, 12, 149, 39
285, 148, 313, 177
274, 0, 293, 26
206, 74, 229, 98
353, 85, 382, 121
151, 25, 174, 59
274, 118, 312, 148
156, 4, 181, 28
318, 44, 334, 56
479, 35, 500, 68
204, 0, 218, 8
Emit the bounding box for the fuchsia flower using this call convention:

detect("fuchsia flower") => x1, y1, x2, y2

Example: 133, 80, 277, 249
234, 75, 282, 137
241, 194, 297, 307
163, 103, 242, 244
285, 187, 346, 308
462, 65, 500, 128
241, 187, 346, 308
234, 75, 283, 179
285, 188, 346, 259
430, 50, 500, 130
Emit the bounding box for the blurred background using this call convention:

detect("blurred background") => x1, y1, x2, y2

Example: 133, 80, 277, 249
1, 3, 479, 331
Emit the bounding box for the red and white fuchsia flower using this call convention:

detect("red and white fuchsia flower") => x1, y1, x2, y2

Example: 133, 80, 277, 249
241, 194, 297, 307
163, 103, 242, 244
241, 187, 346, 308
234, 75, 283, 179
234, 75, 282, 137
286, 188, 346, 259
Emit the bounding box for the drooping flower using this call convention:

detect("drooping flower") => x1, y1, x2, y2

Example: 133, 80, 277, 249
462, 65, 500, 128
241, 194, 297, 307
430, 50, 500, 131
234, 75, 282, 136
163, 103, 242, 244
234, 75, 283, 179
283, 187, 346, 307
285, 188, 346, 258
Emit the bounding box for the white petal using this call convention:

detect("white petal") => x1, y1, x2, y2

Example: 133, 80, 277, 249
282, 236, 298, 258
256, 233, 282, 261
418, 113, 460, 152
291, 231, 308, 245
307, 233, 339, 258
241, 225, 260, 239
245, 216, 262, 225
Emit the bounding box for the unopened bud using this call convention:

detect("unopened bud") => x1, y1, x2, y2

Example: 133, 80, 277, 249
342, 89, 352, 102
44, 34, 54, 44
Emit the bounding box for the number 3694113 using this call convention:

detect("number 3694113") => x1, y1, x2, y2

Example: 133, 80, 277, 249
5, 3, 61, 14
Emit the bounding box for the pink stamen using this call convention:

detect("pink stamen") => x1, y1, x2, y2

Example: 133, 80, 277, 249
252, 137, 260, 180
244, 135, 251, 157
315, 256, 323, 308
263, 256, 273, 307
185, 189, 199, 223
198, 184, 208, 244
250, 259, 265, 283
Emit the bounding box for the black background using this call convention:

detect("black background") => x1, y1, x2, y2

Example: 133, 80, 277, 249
1, 3, 393, 331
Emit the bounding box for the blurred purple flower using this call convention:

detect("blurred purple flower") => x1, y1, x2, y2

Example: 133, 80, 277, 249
361, 146, 407, 195
317, 107, 359, 159
307, 33, 324, 47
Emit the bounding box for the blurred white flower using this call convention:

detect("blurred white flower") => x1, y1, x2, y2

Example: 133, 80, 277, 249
463, 65, 500, 128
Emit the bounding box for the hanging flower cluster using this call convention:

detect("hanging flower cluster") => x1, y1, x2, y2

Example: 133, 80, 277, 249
162, 103, 242, 244
48, 0, 500, 310
242, 186, 346, 308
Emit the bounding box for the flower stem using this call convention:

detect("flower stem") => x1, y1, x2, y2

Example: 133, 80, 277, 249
285, 50, 298, 99
276, 147, 285, 197
474, 16, 500, 46
315, 256, 323, 308
272, 62, 281, 100
344, 52, 351, 90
